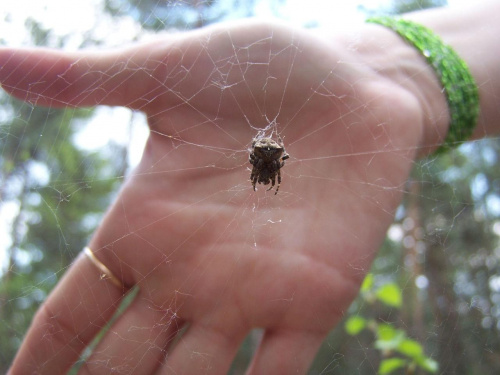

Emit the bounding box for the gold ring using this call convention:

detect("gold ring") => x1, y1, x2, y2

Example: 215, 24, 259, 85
83, 247, 124, 289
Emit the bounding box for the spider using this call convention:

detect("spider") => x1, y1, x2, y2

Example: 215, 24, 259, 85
249, 135, 289, 195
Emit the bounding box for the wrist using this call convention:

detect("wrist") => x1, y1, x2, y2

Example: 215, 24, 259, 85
352, 23, 450, 156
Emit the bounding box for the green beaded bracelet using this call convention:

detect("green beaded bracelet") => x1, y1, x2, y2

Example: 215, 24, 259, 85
366, 16, 479, 154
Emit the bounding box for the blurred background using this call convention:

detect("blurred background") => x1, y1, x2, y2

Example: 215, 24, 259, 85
1, 1, 499, 374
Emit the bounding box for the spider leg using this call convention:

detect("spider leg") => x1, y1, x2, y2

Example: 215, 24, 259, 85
250, 167, 257, 191
274, 168, 282, 195
279, 154, 289, 169
266, 160, 278, 192
266, 175, 276, 191
250, 159, 264, 191
252, 174, 258, 191
249, 153, 256, 165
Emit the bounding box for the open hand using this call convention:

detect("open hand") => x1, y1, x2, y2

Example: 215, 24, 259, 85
2, 20, 426, 374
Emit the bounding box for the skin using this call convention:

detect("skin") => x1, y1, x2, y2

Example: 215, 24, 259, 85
2, 1, 499, 374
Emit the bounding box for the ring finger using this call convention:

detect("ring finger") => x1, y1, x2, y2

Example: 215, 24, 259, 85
78, 290, 182, 375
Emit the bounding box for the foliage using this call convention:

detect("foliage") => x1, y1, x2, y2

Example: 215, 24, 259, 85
0, 19, 123, 373
2, 0, 500, 374
105, 0, 241, 29
104, 0, 287, 30
0, 97, 122, 373
344, 274, 438, 375
389, 0, 447, 14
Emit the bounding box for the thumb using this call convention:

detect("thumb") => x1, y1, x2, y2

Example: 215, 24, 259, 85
0, 44, 169, 109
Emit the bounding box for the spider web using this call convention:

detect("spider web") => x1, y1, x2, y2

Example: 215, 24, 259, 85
1, 1, 500, 374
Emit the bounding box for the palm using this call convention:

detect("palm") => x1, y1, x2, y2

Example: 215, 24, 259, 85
3, 21, 423, 374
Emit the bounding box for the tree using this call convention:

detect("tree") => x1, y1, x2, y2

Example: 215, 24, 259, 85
104, 0, 285, 30
0, 19, 122, 373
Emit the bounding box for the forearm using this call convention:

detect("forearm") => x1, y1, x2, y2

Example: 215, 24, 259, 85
406, 0, 500, 141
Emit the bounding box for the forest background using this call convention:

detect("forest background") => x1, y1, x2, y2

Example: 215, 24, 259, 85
1, 0, 499, 374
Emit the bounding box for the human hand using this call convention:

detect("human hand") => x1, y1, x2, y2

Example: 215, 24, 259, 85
3, 21, 429, 374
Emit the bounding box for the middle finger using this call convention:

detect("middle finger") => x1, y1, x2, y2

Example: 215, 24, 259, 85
79, 290, 182, 375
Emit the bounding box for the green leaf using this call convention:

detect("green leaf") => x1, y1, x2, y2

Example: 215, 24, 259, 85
345, 316, 366, 335
375, 324, 406, 351
376, 283, 402, 308
396, 338, 439, 373
379, 358, 408, 375
416, 356, 439, 373
376, 323, 398, 341
361, 273, 374, 292
397, 338, 423, 359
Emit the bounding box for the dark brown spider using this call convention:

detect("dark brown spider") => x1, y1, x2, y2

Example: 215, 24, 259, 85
249, 136, 289, 195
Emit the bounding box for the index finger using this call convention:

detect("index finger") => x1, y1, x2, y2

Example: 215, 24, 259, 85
8, 249, 125, 374
0, 45, 164, 109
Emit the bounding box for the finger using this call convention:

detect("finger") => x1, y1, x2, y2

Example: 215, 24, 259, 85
157, 323, 246, 375
0, 45, 163, 109
79, 291, 181, 375
246, 329, 325, 375
9, 251, 126, 375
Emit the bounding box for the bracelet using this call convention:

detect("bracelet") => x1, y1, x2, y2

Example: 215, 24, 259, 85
366, 16, 479, 154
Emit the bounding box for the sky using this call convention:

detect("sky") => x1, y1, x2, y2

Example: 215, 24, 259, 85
0, 0, 471, 47
0, 0, 480, 272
